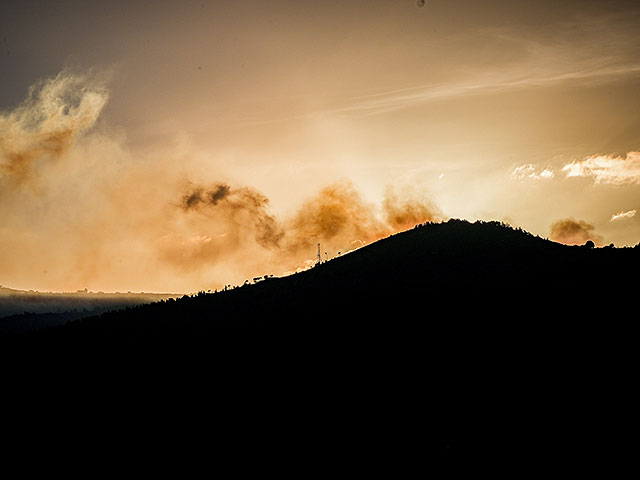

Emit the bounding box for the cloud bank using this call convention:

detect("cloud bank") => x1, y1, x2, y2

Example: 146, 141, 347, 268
562, 152, 640, 185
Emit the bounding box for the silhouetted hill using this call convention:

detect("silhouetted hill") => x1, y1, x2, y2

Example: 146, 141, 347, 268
2, 219, 637, 470
14, 218, 636, 336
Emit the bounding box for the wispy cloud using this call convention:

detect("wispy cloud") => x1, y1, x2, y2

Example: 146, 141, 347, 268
562, 152, 640, 185
223, 12, 640, 127
328, 15, 640, 117
511, 164, 554, 181
610, 210, 637, 222
334, 63, 640, 118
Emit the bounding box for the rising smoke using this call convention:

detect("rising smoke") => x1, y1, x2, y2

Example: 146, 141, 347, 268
549, 218, 604, 246
171, 180, 442, 271
0, 72, 108, 186
180, 183, 283, 249
0, 72, 443, 292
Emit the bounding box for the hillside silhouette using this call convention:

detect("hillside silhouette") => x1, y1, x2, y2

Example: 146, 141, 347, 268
2, 219, 637, 469
11, 218, 636, 337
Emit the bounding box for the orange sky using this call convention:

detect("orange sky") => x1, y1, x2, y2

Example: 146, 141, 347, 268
1, 1, 640, 292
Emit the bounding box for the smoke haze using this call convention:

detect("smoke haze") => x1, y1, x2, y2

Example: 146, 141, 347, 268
0, 73, 442, 293
0, 73, 108, 186
549, 218, 604, 246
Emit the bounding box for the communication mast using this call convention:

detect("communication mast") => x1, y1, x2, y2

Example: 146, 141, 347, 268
317, 243, 322, 264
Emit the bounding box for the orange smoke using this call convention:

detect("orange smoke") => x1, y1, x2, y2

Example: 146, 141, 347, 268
167, 180, 443, 276
549, 218, 604, 246
383, 185, 441, 231
0, 71, 445, 293
284, 181, 388, 254
0, 72, 108, 186
181, 183, 283, 249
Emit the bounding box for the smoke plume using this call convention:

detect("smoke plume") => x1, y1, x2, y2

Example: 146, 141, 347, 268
180, 183, 283, 249
549, 218, 604, 246
0, 72, 108, 186
168, 180, 443, 275
284, 182, 387, 253
382, 185, 441, 231
0, 72, 445, 292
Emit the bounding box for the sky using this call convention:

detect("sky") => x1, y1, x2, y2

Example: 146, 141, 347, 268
1, 0, 640, 292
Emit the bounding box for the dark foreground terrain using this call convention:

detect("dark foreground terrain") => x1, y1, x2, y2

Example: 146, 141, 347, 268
2, 219, 637, 471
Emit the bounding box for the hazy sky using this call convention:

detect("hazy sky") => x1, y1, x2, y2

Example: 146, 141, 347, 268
2, 1, 640, 292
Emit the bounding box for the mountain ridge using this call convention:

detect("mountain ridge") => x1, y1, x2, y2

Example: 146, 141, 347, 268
2, 218, 637, 468
8, 218, 636, 339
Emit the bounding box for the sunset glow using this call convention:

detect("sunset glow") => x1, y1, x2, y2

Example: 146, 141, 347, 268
2, 1, 640, 293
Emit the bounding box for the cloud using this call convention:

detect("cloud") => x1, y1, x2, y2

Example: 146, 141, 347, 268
328, 16, 640, 118
562, 152, 640, 185
335, 64, 640, 117
511, 164, 554, 181
549, 218, 603, 246
610, 210, 636, 222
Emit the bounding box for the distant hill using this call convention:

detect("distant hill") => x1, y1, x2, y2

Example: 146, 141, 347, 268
0, 287, 177, 334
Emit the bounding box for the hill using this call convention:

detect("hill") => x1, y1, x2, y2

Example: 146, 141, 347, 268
17, 218, 637, 336
2, 219, 638, 469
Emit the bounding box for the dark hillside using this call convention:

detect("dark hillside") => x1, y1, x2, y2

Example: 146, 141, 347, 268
2, 219, 637, 470
19, 218, 636, 337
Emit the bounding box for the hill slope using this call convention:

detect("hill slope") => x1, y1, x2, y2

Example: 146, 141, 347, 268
14, 218, 638, 338
2, 219, 638, 469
